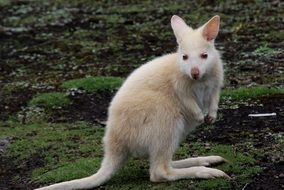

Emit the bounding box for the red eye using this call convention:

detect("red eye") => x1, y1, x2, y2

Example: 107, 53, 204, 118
200, 53, 208, 59
182, 54, 188, 60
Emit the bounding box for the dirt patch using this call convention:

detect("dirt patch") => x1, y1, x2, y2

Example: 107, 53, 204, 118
0, 153, 43, 190
244, 162, 284, 190
246, 162, 284, 190
188, 94, 284, 189
0, 87, 36, 121
50, 91, 114, 124
190, 94, 283, 147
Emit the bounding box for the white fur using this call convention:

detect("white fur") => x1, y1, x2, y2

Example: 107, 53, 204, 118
35, 15, 227, 190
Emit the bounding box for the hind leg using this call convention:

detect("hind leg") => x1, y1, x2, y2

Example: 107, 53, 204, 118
172, 156, 227, 168
150, 157, 229, 182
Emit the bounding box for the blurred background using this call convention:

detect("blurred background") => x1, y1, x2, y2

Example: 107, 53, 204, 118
1, 0, 283, 89
1, 0, 283, 118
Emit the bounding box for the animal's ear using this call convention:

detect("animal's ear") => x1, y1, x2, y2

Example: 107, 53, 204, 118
200, 15, 220, 41
171, 15, 188, 44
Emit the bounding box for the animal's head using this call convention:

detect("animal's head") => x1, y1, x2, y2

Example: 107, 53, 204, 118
171, 15, 220, 80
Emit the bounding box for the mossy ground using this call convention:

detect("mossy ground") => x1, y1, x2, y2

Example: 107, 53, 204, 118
1, 120, 261, 190
1, 87, 282, 189
29, 92, 71, 109
61, 76, 124, 93
0, 0, 283, 189
221, 86, 284, 102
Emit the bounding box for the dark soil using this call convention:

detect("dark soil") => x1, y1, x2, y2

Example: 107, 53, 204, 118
50, 91, 114, 124
0, 88, 36, 121
191, 94, 284, 146
246, 162, 284, 190
189, 94, 284, 189
0, 153, 43, 190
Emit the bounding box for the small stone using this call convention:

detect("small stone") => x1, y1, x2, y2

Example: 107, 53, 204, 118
0, 139, 9, 146
0, 138, 10, 154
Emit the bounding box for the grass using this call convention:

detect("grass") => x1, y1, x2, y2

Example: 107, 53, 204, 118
33, 142, 261, 189
0, 121, 104, 162
0, 0, 10, 7
61, 76, 124, 93
4, 84, 280, 189
221, 86, 284, 101
175, 143, 261, 189
3, 85, 279, 189
254, 44, 279, 55
0, 120, 261, 189
29, 92, 71, 109
33, 141, 261, 189
33, 157, 103, 184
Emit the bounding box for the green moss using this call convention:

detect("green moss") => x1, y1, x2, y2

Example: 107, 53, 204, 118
31, 136, 260, 189
254, 44, 279, 55
221, 86, 284, 101
196, 178, 231, 190
264, 30, 284, 42
29, 92, 71, 109
0, 121, 104, 167
33, 157, 102, 183
61, 76, 124, 92
1, 119, 262, 189
0, 0, 10, 7
0, 121, 105, 185
177, 143, 261, 190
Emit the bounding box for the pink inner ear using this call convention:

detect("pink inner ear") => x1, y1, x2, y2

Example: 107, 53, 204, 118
203, 16, 220, 41
171, 15, 190, 44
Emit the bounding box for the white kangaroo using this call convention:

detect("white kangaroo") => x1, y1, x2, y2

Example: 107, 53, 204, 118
36, 15, 229, 190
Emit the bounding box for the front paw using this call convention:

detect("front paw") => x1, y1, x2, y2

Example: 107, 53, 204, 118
205, 114, 216, 124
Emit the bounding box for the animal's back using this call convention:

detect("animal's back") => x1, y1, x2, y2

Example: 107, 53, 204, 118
105, 53, 184, 156
108, 53, 180, 120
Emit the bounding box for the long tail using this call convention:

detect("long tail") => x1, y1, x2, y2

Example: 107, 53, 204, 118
35, 153, 126, 190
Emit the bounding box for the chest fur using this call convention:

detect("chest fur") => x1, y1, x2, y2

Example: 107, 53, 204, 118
191, 79, 215, 113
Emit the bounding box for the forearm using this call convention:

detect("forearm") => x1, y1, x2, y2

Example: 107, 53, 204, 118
182, 96, 204, 123
206, 86, 221, 124
209, 88, 220, 117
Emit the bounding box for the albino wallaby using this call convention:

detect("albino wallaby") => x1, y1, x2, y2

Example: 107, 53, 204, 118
36, 15, 228, 190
